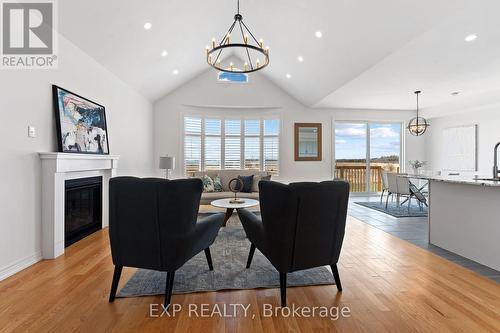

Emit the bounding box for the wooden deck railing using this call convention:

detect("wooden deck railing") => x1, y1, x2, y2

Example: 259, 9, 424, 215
334, 165, 384, 192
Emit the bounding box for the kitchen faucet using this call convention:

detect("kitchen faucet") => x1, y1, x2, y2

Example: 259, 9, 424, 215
494, 142, 500, 179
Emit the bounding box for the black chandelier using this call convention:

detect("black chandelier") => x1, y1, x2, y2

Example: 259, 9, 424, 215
407, 91, 430, 136
205, 0, 269, 73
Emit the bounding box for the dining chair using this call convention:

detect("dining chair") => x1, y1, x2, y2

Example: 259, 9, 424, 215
386, 173, 399, 208
396, 176, 412, 213
380, 171, 389, 204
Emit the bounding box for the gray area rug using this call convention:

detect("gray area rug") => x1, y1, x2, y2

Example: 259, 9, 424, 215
117, 215, 334, 297
355, 201, 428, 217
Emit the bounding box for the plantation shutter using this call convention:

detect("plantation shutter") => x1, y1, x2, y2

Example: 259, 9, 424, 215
184, 117, 202, 173
204, 118, 221, 170
244, 119, 260, 170
183, 116, 280, 175
263, 119, 280, 175
224, 119, 241, 169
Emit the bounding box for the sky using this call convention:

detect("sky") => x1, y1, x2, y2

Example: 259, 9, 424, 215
335, 123, 401, 160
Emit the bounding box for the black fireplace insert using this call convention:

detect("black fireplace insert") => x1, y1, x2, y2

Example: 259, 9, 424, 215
65, 176, 102, 247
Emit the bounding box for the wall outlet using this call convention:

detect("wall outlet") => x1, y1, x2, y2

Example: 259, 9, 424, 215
28, 126, 36, 138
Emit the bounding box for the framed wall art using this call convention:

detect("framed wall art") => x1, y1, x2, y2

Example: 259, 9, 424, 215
294, 123, 322, 161
53, 85, 109, 154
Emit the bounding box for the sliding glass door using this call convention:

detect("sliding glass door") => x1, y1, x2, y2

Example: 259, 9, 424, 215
334, 123, 368, 192
334, 121, 402, 193
369, 123, 401, 192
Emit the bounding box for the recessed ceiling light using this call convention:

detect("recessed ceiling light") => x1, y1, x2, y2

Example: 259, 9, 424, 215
172, 69, 179, 75
297, 56, 304, 62
286, 73, 292, 79
144, 22, 152, 30
464, 34, 477, 42
451, 91, 460, 96
161, 50, 168, 57
315, 31, 323, 38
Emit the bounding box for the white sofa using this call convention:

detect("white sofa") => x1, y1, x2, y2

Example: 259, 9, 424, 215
191, 170, 271, 204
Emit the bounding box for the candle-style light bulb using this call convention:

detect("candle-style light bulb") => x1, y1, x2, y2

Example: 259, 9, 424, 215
244, 62, 248, 71
259, 38, 263, 48
230, 62, 234, 71
265, 46, 270, 54
208, 55, 212, 64
244, 34, 249, 44
226, 33, 231, 44
256, 59, 260, 68
205, 45, 210, 54
212, 38, 216, 48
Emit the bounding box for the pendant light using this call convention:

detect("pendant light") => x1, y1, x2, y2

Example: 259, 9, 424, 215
205, 0, 269, 73
407, 91, 429, 136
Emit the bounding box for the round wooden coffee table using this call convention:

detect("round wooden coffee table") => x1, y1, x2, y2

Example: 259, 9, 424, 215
210, 198, 259, 227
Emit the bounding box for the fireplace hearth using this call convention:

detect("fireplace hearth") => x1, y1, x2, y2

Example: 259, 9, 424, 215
65, 176, 102, 247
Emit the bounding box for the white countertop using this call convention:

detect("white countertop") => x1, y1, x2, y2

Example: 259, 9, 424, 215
401, 174, 500, 187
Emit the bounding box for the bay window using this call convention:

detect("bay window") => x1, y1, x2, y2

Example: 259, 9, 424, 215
183, 116, 280, 175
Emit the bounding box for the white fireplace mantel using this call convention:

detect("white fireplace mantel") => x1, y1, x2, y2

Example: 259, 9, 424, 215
39, 153, 119, 259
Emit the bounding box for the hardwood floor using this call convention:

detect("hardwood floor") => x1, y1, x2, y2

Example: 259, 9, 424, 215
349, 196, 500, 282
1, 216, 500, 332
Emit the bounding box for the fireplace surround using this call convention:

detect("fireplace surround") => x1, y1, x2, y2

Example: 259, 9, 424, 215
39, 153, 119, 259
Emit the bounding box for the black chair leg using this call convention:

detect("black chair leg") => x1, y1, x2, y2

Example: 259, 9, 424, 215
380, 189, 385, 204
109, 265, 123, 302
164, 271, 175, 309
385, 192, 390, 209
280, 272, 287, 307
330, 264, 342, 292
246, 244, 256, 269
204, 247, 214, 271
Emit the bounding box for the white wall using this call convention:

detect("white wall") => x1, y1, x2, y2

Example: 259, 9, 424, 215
154, 61, 424, 182
0, 34, 154, 279
425, 105, 500, 176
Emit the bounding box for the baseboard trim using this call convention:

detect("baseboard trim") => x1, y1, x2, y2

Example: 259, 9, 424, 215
0, 252, 43, 281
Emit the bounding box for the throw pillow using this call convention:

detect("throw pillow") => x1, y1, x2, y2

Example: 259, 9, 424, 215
261, 175, 271, 182
213, 175, 223, 192
202, 175, 215, 192
237, 175, 254, 193
252, 174, 271, 192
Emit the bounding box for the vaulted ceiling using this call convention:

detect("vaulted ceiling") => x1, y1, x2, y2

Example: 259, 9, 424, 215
58, 0, 500, 112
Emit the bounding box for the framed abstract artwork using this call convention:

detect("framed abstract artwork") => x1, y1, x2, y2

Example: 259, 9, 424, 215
52, 85, 110, 154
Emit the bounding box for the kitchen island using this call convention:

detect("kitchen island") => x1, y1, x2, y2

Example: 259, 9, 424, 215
408, 175, 500, 271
